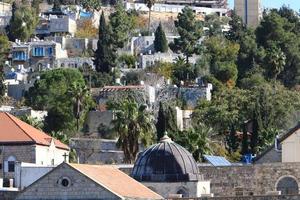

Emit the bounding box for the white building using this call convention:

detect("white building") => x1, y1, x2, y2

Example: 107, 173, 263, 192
0, 112, 69, 184
125, 2, 228, 16
139, 52, 199, 68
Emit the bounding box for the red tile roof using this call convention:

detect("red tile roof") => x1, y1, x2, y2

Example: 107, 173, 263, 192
69, 163, 162, 199
0, 112, 69, 150
100, 85, 145, 92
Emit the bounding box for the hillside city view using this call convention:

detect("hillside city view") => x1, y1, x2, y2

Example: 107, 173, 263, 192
0, 0, 300, 199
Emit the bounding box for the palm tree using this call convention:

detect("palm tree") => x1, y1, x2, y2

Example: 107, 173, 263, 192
109, 98, 154, 163
68, 82, 89, 131
144, 0, 156, 35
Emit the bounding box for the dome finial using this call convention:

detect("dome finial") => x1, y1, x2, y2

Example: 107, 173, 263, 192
160, 131, 172, 143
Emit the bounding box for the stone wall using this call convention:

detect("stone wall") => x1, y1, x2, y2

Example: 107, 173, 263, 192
0, 191, 19, 200
199, 162, 300, 197
170, 195, 300, 200
120, 162, 300, 198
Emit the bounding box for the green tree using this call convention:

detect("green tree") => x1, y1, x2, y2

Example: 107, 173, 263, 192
68, 82, 90, 131
256, 9, 300, 87
202, 36, 240, 87
93, 12, 116, 73
171, 124, 214, 162
20, 115, 44, 130
204, 13, 228, 37
192, 88, 251, 153
226, 11, 247, 42
0, 34, 9, 98
31, 0, 42, 15
109, 3, 134, 49
108, 98, 155, 163
8, 5, 38, 41
80, 0, 101, 11
154, 22, 168, 53
144, 0, 155, 34
155, 102, 166, 141
169, 6, 203, 63
26, 68, 94, 134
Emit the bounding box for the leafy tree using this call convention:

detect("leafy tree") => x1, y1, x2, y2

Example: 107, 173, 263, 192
20, 115, 44, 130
7, 5, 38, 41
31, 0, 42, 15
170, 124, 214, 162
108, 97, 155, 163
0, 34, 9, 98
226, 11, 247, 42
151, 62, 173, 79
202, 36, 240, 87
75, 19, 98, 38
170, 6, 203, 63
248, 83, 300, 152
144, 0, 155, 34
256, 9, 300, 87
204, 13, 228, 37
25, 68, 94, 134
93, 12, 116, 73
118, 54, 136, 68
154, 22, 168, 53
109, 3, 134, 49
80, 0, 101, 11
52, 0, 61, 11
193, 88, 251, 153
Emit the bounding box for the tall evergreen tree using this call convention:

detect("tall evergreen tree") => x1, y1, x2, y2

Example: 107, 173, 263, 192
7, 4, 38, 41
0, 34, 9, 98
169, 6, 203, 63
93, 12, 116, 73
154, 22, 168, 53
156, 102, 166, 141
109, 3, 134, 49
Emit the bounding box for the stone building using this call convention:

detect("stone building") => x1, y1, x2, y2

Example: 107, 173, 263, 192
11, 40, 68, 71
234, 0, 262, 27
0, 112, 69, 184
131, 134, 211, 198
255, 123, 300, 164
16, 162, 162, 200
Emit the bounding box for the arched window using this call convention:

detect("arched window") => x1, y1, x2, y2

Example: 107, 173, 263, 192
5, 156, 16, 172
276, 176, 299, 195
177, 187, 189, 197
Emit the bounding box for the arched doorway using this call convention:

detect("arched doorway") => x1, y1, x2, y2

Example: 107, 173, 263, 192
276, 176, 299, 195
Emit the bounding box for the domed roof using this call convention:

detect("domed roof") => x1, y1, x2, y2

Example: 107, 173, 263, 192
131, 134, 199, 182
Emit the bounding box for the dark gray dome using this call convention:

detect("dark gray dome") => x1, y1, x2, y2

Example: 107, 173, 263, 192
131, 134, 199, 182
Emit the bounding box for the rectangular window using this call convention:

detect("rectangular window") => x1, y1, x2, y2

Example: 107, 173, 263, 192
8, 161, 14, 172
33, 47, 45, 57
13, 51, 27, 60
48, 47, 53, 56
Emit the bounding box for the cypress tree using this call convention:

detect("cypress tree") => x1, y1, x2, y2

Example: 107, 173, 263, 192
93, 12, 116, 73
156, 102, 166, 141
154, 22, 168, 53
241, 123, 249, 155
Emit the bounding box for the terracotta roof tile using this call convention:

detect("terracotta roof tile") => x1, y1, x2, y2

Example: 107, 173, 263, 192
69, 163, 162, 199
0, 112, 69, 150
